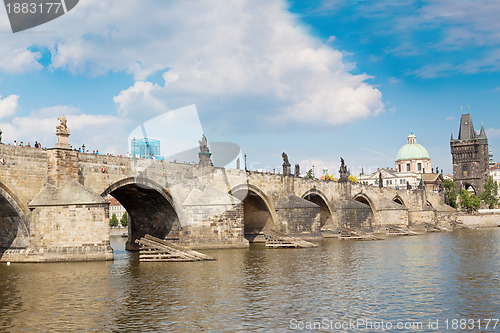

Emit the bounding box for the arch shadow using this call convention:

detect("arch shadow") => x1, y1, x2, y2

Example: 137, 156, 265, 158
230, 184, 277, 242
353, 193, 376, 213
393, 195, 406, 206
0, 182, 30, 256
301, 188, 334, 229
102, 177, 180, 250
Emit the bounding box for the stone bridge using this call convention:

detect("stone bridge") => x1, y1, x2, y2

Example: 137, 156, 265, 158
0, 138, 455, 262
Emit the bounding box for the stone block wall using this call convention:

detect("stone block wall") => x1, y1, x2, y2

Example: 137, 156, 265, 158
275, 207, 321, 235
337, 208, 372, 231
373, 209, 409, 233
408, 210, 436, 226
180, 204, 248, 249
0, 144, 48, 206
29, 203, 112, 260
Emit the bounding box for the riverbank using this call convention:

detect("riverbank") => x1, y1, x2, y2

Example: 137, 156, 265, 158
457, 210, 500, 228
109, 227, 128, 236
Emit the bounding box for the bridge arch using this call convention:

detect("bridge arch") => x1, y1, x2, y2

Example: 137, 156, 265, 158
464, 183, 476, 195
102, 177, 180, 250
353, 193, 376, 214
0, 182, 30, 252
302, 188, 333, 229
392, 195, 406, 206
230, 184, 277, 242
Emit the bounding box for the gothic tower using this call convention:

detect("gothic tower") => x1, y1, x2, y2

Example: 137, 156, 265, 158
450, 113, 489, 194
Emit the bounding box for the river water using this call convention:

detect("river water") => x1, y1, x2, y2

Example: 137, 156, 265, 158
0, 229, 499, 332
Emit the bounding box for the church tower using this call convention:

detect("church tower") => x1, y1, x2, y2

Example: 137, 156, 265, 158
450, 112, 489, 194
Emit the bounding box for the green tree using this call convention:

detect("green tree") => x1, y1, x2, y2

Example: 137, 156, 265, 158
479, 176, 499, 209
120, 211, 128, 227
443, 179, 458, 208
459, 189, 480, 214
306, 169, 314, 179
348, 174, 358, 183
109, 213, 119, 227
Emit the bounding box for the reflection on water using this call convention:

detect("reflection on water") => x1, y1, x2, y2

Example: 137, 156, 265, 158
0, 229, 498, 332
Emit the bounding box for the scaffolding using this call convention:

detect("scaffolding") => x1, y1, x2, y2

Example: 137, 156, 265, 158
131, 137, 164, 161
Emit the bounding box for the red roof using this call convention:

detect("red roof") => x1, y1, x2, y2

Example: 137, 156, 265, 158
108, 198, 121, 206
490, 162, 500, 170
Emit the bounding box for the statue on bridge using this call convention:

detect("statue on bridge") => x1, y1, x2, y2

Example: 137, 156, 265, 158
282, 152, 291, 176
57, 114, 69, 134
282, 152, 289, 165
338, 157, 349, 182
378, 172, 383, 188
198, 134, 213, 166
198, 134, 209, 154
295, 164, 300, 177
55, 114, 71, 149
417, 177, 425, 190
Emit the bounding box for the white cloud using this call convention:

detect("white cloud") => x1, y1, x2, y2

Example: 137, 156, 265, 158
388, 76, 401, 85
32, 105, 81, 118
113, 81, 166, 119
0, 108, 128, 154
326, 36, 336, 43
486, 128, 500, 139
1, 0, 384, 129
0, 95, 20, 119
0, 48, 42, 74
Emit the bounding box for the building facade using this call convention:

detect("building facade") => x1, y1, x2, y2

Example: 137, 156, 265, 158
108, 197, 127, 221
359, 131, 443, 192
490, 163, 500, 186
450, 113, 489, 194
395, 132, 431, 173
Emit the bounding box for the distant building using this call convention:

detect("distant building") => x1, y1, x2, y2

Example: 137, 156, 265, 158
490, 162, 500, 186
108, 197, 126, 221
395, 132, 431, 173
444, 174, 454, 181
131, 137, 164, 161
359, 168, 443, 192
359, 168, 420, 189
359, 131, 442, 191
450, 113, 489, 194
489, 145, 495, 167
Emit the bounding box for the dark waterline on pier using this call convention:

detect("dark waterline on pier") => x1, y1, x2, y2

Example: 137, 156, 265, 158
0, 229, 499, 332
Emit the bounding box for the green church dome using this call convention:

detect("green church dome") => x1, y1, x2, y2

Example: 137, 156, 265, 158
396, 133, 430, 161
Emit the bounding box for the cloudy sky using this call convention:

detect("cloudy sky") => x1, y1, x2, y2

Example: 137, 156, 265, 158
0, 0, 499, 176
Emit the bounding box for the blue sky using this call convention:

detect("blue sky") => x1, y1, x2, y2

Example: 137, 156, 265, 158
0, 0, 499, 177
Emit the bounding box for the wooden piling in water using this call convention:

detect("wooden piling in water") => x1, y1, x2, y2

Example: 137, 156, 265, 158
135, 234, 216, 262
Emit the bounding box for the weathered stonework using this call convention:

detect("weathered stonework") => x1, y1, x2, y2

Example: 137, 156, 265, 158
23, 178, 113, 262
180, 185, 248, 249
0, 129, 457, 262
450, 113, 489, 194
334, 199, 373, 231
275, 195, 321, 238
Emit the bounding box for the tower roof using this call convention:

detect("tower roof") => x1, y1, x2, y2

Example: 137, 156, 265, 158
396, 132, 430, 161
458, 113, 476, 141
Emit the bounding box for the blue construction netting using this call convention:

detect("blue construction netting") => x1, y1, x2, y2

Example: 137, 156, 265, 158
131, 137, 164, 161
